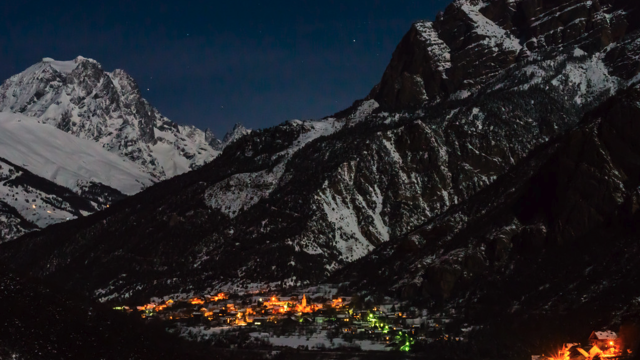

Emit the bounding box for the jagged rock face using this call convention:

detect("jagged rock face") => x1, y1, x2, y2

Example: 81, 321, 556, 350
0, 56, 219, 180
0, 0, 638, 304
371, 0, 639, 110
222, 123, 252, 147
204, 128, 223, 149
204, 124, 251, 151
341, 83, 640, 307
336, 85, 640, 354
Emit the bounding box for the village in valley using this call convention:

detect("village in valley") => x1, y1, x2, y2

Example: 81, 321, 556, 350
110, 287, 639, 358
112, 287, 470, 352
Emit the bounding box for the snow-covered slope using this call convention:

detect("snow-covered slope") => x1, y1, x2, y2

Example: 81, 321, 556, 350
0, 56, 221, 181
0, 112, 152, 195
0, 155, 107, 243
0, 159, 76, 228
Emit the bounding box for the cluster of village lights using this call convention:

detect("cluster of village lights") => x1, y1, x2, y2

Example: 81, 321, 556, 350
121, 292, 417, 352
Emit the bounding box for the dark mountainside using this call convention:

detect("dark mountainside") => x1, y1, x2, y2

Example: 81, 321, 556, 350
0, 263, 272, 360
0, 0, 639, 358
335, 83, 640, 357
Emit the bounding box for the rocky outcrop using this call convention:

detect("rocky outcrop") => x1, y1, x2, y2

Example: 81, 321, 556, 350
371, 0, 639, 111
221, 123, 252, 147
204, 124, 252, 151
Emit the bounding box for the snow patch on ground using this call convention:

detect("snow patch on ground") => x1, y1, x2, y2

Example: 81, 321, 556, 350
278, 118, 344, 158
249, 331, 391, 351
551, 54, 619, 104
179, 327, 390, 351
0, 161, 76, 229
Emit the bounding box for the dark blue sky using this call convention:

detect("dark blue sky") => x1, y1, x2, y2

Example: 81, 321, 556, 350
1, 0, 450, 137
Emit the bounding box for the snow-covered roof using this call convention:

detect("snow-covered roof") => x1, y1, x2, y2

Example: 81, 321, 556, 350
591, 330, 617, 340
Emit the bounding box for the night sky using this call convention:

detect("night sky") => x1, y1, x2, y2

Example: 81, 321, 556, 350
1, 0, 450, 137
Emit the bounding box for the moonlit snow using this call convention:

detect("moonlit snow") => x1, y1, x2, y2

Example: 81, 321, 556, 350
0, 112, 153, 194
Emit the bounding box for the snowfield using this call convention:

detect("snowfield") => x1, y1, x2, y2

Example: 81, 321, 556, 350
0, 112, 153, 195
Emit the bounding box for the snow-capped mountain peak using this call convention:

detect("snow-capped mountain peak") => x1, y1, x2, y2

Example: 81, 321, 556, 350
0, 57, 224, 241
41, 57, 81, 74
222, 123, 252, 146
0, 56, 219, 181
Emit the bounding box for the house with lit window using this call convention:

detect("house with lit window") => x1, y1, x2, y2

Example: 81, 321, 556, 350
589, 331, 618, 348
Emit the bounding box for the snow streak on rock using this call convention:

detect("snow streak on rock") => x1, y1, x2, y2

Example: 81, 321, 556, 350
459, 0, 522, 53
317, 163, 377, 263
414, 21, 452, 75
206, 163, 286, 218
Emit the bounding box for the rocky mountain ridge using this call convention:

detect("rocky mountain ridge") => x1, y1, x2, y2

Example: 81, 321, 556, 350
370, 0, 639, 109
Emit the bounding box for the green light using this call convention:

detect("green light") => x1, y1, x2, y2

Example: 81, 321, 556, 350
395, 332, 414, 352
